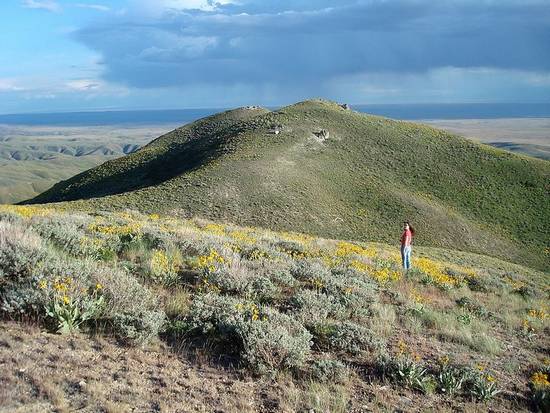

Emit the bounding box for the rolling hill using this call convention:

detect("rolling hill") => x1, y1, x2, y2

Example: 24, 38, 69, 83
25, 100, 550, 270
0, 124, 171, 204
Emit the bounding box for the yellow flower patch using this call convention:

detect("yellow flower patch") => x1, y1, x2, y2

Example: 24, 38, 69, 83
531, 372, 550, 387
87, 222, 142, 237
235, 302, 264, 322
335, 241, 376, 259
528, 308, 548, 321
202, 223, 226, 236
413, 257, 458, 288
0, 205, 53, 219
410, 288, 428, 305
195, 249, 226, 273
349, 260, 401, 284
229, 230, 257, 244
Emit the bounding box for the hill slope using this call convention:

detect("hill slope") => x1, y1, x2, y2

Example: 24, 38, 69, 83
26, 100, 550, 270
1, 205, 548, 412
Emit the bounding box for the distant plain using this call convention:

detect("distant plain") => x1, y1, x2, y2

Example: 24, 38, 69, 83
424, 118, 550, 160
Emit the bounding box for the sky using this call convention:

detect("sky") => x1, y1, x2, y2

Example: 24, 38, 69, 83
0, 0, 549, 113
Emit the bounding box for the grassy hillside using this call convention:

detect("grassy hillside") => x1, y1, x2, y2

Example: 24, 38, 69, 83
26, 100, 550, 270
1, 205, 548, 412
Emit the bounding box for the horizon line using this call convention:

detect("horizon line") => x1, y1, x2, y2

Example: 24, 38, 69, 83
1, 101, 550, 117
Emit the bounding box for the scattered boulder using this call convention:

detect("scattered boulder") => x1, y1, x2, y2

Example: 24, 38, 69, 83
340, 103, 351, 110
313, 129, 330, 140
269, 124, 283, 135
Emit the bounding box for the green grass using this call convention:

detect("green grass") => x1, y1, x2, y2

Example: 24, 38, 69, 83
25, 100, 550, 271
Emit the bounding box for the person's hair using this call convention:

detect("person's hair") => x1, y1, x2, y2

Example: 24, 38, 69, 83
404, 221, 415, 236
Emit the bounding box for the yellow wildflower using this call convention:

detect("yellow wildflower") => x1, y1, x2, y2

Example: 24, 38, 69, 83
335, 241, 376, 258
0, 205, 53, 219
54, 282, 67, 292
397, 340, 407, 356
195, 249, 226, 273
413, 257, 458, 288
410, 289, 427, 305
531, 372, 550, 387
311, 277, 324, 290
203, 223, 225, 236
528, 308, 548, 320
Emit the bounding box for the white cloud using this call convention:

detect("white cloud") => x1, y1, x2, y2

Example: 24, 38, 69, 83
0, 74, 130, 99
132, 0, 238, 16
138, 35, 219, 61
525, 72, 550, 86
76, 3, 111, 12
21, 0, 61, 12
66, 79, 102, 91
0, 78, 25, 92
162, 0, 237, 11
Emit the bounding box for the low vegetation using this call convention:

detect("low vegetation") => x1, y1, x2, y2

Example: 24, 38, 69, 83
1, 204, 548, 411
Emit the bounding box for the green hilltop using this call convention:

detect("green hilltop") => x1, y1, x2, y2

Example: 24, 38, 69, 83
26, 100, 550, 270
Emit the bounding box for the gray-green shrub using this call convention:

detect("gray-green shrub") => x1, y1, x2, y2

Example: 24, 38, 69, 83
0, 221, 48, 314
310, 320, 379, 355
186, 293, 312, 374
307, 358, 349, 383
289, 289, 346, 323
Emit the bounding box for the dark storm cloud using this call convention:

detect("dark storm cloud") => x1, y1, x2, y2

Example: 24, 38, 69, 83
75, 0, 550, 89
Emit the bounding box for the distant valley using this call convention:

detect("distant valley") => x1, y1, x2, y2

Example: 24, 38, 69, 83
0, 124, 175, 204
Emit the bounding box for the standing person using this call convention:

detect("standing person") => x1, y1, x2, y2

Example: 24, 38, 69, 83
401, 221, 415, 270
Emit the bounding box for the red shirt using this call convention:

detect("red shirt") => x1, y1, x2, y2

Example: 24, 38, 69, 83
401, 229, 412, 247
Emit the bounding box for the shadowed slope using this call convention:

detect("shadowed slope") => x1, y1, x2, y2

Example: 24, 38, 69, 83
28, 106, 269, 202
26, 100, 550, 270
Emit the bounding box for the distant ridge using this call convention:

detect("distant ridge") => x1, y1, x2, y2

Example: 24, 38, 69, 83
26, 100, 550, 270
0, 108, 221, 126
